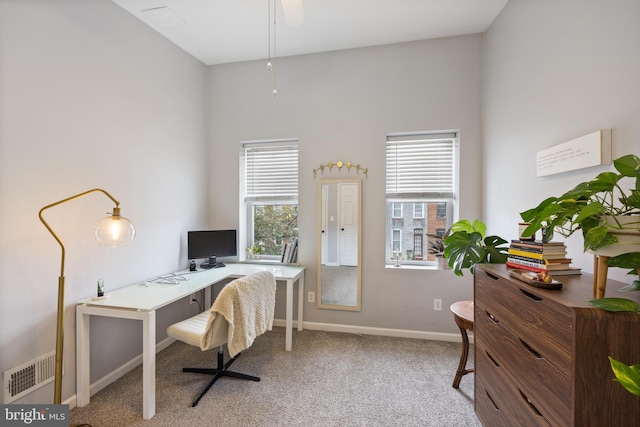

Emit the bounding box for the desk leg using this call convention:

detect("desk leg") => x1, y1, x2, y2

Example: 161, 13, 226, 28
286, 279, 293, 351
142, 311, 156, 420
76, 305, 90, 407
297, 275, 304, 332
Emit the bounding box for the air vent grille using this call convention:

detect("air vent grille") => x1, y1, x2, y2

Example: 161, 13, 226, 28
3, 351, 56, 403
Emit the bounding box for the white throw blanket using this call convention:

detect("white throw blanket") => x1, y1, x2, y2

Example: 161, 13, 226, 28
201, 271, 276, 357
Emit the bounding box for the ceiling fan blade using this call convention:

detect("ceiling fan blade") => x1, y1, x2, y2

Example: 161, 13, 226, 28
281, 0, 305, 27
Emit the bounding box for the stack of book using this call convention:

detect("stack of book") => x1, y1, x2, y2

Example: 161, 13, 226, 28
281, 238, 298, 264
506, 240, 581, 275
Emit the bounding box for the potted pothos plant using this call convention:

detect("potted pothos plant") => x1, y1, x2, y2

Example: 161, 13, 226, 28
520, 153, 640, 397
520, 154, 640, 256
443, 219, 509, 276
518, 153, 640, 295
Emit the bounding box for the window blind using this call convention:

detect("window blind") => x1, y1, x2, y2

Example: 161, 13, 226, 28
386, 133, 456, 198
244, 142, 298, 199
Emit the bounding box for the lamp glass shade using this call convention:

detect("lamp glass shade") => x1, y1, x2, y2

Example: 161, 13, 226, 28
94, 215, 136, 247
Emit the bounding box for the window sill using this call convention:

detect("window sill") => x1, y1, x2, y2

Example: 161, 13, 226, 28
385, 264, 441, 271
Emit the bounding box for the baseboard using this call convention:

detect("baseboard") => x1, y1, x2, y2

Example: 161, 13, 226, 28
67, 336, 175, 409
272, 319, 472, 343
68, 320, 470, 409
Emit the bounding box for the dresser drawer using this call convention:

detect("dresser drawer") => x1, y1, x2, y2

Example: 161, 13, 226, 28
475, 305, 570, 426
475, 267, 573, 373
475, 378, 513, 427
476, 342, 552, 426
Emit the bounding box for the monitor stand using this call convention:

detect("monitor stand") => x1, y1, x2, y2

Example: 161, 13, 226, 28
200, 256, 225, 269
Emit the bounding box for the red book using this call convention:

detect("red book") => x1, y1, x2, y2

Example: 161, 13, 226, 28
506, 261, 546, 273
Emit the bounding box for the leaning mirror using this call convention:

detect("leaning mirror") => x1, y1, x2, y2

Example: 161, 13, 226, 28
317, 178, 361, 310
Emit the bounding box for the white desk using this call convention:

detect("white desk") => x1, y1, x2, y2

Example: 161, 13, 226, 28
76, 263, 305, 419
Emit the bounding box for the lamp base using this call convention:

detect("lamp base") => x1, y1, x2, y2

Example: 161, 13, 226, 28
91, 294, 111, 301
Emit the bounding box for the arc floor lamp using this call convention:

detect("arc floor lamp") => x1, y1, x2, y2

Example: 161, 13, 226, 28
39, 188, 135, 404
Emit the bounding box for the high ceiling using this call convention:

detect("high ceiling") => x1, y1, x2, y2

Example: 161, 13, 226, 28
113, 0, 509, 66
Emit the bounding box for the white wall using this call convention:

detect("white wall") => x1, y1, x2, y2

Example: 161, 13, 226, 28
0, 0, 208, 403
207, 35, 483, 333
483, 0, 640, 283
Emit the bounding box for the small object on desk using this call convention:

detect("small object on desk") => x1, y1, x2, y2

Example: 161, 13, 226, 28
190, 260, 197, 271
97, 278, 104, 297
518, 222, 535, 241
91, 294, 110, 301
509, 269, 562, 290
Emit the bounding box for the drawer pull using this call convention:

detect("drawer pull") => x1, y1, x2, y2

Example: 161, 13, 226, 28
518, 389, 544, 418
520, 288, 543, 301
485, 310, 499, 323
485, 351, 500, 367
485, 390, 500, 410
520, 339, 543, 359
485, 271, 500, 281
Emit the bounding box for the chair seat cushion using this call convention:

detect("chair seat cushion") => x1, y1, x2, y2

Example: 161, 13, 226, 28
167, 311, 228, 349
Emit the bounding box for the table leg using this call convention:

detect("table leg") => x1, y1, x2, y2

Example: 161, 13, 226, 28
76, 305, 90, 407
297, 275, 304, 332
142, 311, 156, 420
286, 279, 293, 351
596, 255, 609, 299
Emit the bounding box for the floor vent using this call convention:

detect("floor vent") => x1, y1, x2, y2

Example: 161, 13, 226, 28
3, 351, 56, 403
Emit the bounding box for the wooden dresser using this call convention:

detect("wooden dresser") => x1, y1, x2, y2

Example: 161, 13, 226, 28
474, 264, 640, 426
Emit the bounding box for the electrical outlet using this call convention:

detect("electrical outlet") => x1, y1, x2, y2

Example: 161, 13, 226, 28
434, 299, 442, 311
308, 291, 315, 303
190, 293, 197, 305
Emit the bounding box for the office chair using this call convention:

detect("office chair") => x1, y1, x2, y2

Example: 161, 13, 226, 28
167, 271, 276, 407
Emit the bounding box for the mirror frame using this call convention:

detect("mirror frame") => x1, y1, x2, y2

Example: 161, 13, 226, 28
316, 178, 362, 311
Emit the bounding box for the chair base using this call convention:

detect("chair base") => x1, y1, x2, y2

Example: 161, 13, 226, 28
183, 349, 260, 407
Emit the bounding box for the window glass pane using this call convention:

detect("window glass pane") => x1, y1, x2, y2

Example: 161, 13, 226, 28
414, 203, 424, 218
392, 229, 401, 252
252, 203, 298, 256
392, 203, 402, 218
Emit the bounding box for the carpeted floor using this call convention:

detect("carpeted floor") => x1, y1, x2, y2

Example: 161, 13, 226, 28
70, 328, 479, 427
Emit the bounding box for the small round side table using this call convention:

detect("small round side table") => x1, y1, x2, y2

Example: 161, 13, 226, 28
450, 300, 474, 389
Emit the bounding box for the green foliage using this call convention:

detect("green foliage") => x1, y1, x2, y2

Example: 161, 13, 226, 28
588, 297, 639, 313
253, 204, 298, 256
609, 357, 640, 396
443, 219, 508, 277
519, 154, 640, 252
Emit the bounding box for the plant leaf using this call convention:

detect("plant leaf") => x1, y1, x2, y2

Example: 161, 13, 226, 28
609, 357, 640, 396
482, 235, 509, 264
450, 219, 474, 234
607, 252, 640, 269
520, 197, 558, 222
584, 226, 618, 251
574, 201, 605, 223
588, 297, 639, 313
444, 231, 484, 277
614, 154, 640, 178
588, 172, 619, 192
619, 280, 640, 292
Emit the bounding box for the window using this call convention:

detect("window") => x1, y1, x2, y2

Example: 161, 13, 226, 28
413, 203, 424, 219
392, 202, 403, 219
241, 140, 298, 259
392, 229, 402, 253
385, 131, 457, 266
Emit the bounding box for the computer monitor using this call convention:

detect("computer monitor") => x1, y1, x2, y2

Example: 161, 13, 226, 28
187, 229, 237, 269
